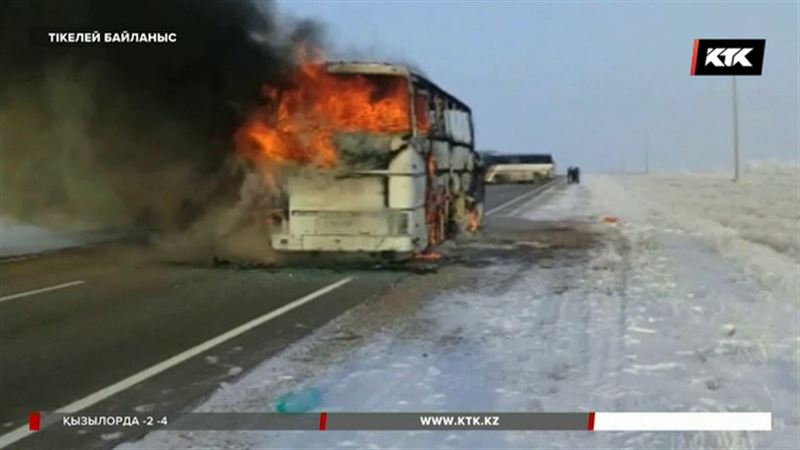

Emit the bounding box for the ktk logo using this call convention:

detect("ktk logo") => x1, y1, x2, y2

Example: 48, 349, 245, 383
691, 39, 765, 76
705, 48, 753, 67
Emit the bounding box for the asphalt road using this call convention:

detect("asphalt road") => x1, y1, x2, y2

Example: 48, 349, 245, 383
0, 181, 558, 449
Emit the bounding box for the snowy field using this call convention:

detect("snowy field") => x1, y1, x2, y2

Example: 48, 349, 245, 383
121, 167, 799, 450
0, 217, 85, 257
626, 165, 799, 260
0, 217, 129, 258
608, 164, 800, 297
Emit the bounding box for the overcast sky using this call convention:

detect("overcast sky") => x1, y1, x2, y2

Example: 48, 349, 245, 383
276, 1, 798, 172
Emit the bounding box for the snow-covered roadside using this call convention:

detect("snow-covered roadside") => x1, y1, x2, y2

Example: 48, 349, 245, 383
601, 165, 800, 298
122, 175, 799, 450
0, 217, 83, 257
0, 217, 131, 257
582, 174, 799, 449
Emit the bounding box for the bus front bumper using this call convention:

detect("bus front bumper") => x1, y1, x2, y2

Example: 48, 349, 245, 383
271, 233, 420, 253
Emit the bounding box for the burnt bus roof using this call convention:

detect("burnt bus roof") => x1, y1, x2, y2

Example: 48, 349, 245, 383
488, 154, 555, 165
326, 61, 471, 113
410, 73, 471, 113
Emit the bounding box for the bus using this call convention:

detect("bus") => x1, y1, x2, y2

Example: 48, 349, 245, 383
269, 61, 484, 259
484, 153, 556, 184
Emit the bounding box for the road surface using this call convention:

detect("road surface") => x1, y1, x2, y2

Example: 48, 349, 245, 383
0, 181, 559, 449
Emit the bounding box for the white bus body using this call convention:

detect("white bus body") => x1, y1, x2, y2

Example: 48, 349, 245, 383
484, 154, 556, 184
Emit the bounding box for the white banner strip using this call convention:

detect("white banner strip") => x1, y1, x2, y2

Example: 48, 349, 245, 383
594, 412, 771, 431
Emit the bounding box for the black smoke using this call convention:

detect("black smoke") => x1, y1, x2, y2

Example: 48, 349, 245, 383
0, 0, 316, 232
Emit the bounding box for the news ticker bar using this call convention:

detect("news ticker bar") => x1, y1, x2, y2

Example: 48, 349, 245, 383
31, 412, 771, 432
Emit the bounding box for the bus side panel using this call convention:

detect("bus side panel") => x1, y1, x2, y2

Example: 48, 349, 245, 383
387, 148, 426, 209
388, 147, 428, 250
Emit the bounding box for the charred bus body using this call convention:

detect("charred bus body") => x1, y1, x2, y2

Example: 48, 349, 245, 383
270, 62, 484, 258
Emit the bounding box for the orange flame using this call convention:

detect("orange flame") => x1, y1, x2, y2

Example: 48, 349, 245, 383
413, 251, 442, 262
235, 51, 412, 168
468, 208, 480, 232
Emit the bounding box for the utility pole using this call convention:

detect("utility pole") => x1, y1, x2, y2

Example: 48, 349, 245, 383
732, 76, 740, 182
644, 131, 650, 174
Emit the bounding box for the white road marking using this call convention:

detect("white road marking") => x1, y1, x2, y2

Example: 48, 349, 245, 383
0, 276, 353, 448
506, 181, 564, 217
486, 178, 560, 216
0, 280, 86, 304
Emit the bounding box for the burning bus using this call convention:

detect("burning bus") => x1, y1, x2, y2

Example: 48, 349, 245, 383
235, 60, 484, 258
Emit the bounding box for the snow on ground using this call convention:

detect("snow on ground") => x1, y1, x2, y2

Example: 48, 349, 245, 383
0, 217, 83, 257
596, 164, 800, 298
122, 171, 799, 450
0, 217, 130, 257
